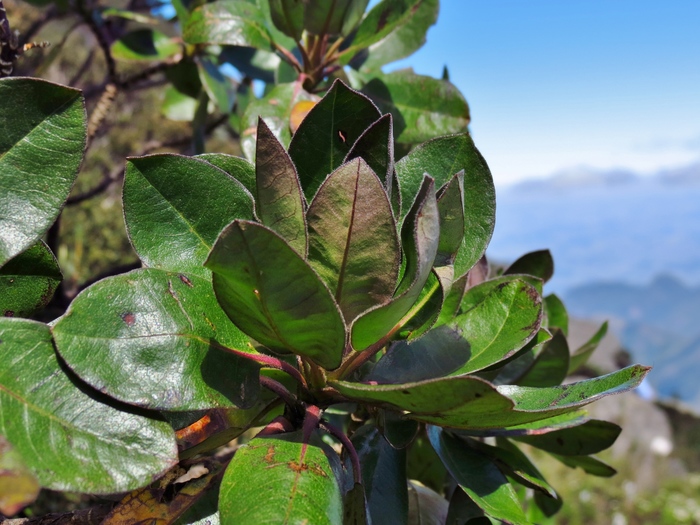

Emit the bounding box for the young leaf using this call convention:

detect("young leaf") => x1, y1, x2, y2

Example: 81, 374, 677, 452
307, 158, 400, 321
352, 425, 408, 525
504, 249, 555, 283
447, 278, 543, 376
345, 0, 439, 72
0, 318, 177, 493
351, 176, 439, 350
219, 434, 343, 524
240, 81, 316, 162
0, 241, 62, 318
52, 268, 260, 410
124, 155, 255, 278
395, 133, 495, 278
427, 426, 529, 525
361, 70, 470, 144
206, 220, 346, 370
344, 113, 395, 193
0, 78, 86, 266
0, 436, 39, 516
289, 80, 381, 201
544, 293, 569, 336
512, 420, 621, 456
183, 1, 275, 50
568, 321, 608, 374
111, 29, 180, 61
302, 0, 368, 35
256, 118, 308, 255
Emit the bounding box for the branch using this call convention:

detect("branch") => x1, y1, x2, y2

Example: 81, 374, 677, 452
1, 504, 114, 525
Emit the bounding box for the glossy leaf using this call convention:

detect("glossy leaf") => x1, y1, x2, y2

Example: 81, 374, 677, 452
307, 158, 400, 321
515, 329, 570, 387
352, 425, 408, 525
513, 420, 621, 456
123, 154, 255, 278
183, 1, 274, 50
332, 365, 650, 429
552, 454, 616, 477
505, 249, 554, 283
52, 268, 260, 410
303, 0, 367, 35
361, 70, 470, 144
289, 80, 382, 201
197, 55, 233, 114
428, 426, 528, 525
219, 435, 343, 524
459, 411, 590, 438
161, 86, 198, 121
436, 171, 465, 266
0, 78, 86, 266
268, 0, 305, 40
0, 436, 39, 516
344, 113, 395, 192
255, 118, 307, 255
195, 153, 256, 195
240, 81, 316, 162
395, 133, 495, 278
0, 318, 177, 492
351, 176, 438, 350
206, 220, 346, 369
111, 29, 180, 61
447, 278, 542, 376
379, 409, 420, 449
368, 325, 470, 384
544, 293, 569, 336
0, 241, 61, 318
219, 45, 280, 83
347, 0, 438, 72
568, 321, 608, 374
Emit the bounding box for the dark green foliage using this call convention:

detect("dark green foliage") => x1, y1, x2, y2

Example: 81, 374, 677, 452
0, 2, 649, 524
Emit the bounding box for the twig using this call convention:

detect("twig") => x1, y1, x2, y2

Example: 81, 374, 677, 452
66, 166, 120, 205
1, 504, 114, 525
18, 5, 59, 46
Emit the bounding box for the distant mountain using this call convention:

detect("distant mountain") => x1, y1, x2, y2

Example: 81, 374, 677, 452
563, 276, 700, 412
507, 159, 700, 193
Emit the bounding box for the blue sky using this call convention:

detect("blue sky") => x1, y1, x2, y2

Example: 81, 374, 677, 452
388, 0, 700, 186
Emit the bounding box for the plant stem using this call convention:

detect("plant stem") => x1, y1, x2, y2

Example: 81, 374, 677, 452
320, 420, 362, 484
260, 375, 298, 409
212, 342, 307, 387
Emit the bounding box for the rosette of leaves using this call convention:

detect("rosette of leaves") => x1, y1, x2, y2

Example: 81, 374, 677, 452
1, 78, 649, 524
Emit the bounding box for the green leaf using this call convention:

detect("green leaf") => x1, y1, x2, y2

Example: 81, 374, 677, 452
492, 437, 556, 498
447, 278, 543, 376
436, 171, 465, 266
445, 488, 486, 524
407, 480, 449, 525
406, 434, 446, 493
427, 427, 529, 525
183, 1, 274, 50
303, 0, 368, 35
197, 55, 233, 114
331, 365, 650, 429
344, 114, 395, 193
489, 328, 552, 386
307, 158, 400, 322
240, 81, 316, 162
162, 86, 198, 121
255, 118, 307, 256
0, 241, 62, 318
352, 425, 408, 525
289, 80, 381, 201
346, 0, 438, 72
219, 434, 343, 525
568, 321, 608, 374
166, 59, 203, 99
505, 250, 554, 283
395, 133, 495, 278
111, 29, 180, 61
513, 419, 621, 456
52, 268, 260, 410
515, 329, 570, 387
361, 70, 470, 144
544, 293, 569, 336
459, 411, 590, 438
368, 325, 470, 383
206, 220, 346, 369
379, 409, 419, 449
219, 45, 281, 83
552, 454, 616, 477
195, 153, 257, 195
123, 154, 255, 278
344, 483, 370, 525
268, 0, 305, 40
351, 176, 438, 350
0, 78, 86, 266
0, 436, 39, 516
0, 318, 177, 492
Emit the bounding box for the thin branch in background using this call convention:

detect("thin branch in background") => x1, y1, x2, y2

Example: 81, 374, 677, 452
66, 165, 120, 205
1, 504, 114, 525
17, 5, 58, 46
68, 47, 96, 86
77, 0, 117, 84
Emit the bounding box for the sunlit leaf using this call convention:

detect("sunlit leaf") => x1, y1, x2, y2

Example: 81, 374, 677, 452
183, 1, 274, 50
111, 29, 180, 61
